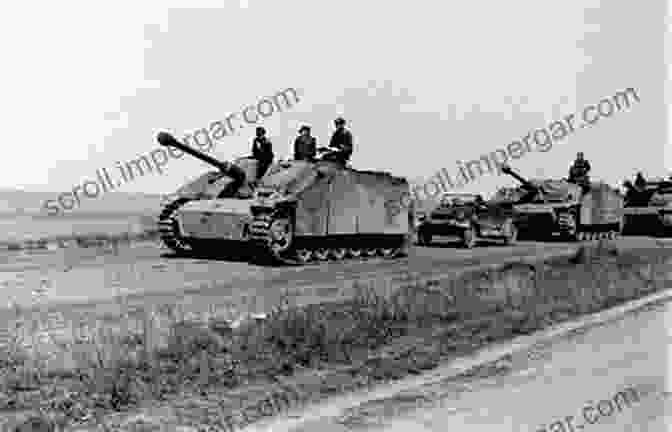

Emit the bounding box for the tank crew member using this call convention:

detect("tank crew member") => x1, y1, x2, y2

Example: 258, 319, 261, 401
321, 117, 353, 165
568, 152, 591, 184
293, 125, 317, 161
634, 172, 646, 190
251, 126, 274, 180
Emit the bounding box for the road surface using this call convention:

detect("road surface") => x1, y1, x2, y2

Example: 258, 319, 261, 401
0, 239, 580, 308
262, 296, 671, 432
0, 236, 668, 329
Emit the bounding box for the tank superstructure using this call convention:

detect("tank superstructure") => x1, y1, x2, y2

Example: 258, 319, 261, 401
246, 157, 414, 264
500, 164, 623, 240
622, 175, 672, 235
156, 132, 259, 255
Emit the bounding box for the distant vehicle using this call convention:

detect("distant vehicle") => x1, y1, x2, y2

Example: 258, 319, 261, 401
416, 193, 518, 248
500, 164, 623, 241
622, 175, 672, 235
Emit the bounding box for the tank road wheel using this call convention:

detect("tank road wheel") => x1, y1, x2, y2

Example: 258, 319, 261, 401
314, 248, 330, 261
268, 218, 294, 256
363, 248, 377, 258
330, 248, 347, 260
461, 225, 477, 249
380, 247, 396, 258
348, 248, 363, 258
295, 248, 313, 264
157, 198, 192, 255
502, 219, 518, 246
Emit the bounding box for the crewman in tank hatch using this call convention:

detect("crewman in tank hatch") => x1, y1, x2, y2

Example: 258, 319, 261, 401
568, 152, 591, 185
251, 126, 274, 180
320, 117, 353, 165
293, 125, 317, 161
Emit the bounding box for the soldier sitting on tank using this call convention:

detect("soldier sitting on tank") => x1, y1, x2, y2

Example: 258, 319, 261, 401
319, 117, 353, 165
634, 171, 646, 190
294, 125, 317, 161
251, 126, 274, 181
568, 152, 591, 185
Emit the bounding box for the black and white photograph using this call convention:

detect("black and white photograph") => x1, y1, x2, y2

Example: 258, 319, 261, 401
0, 1, 669, 431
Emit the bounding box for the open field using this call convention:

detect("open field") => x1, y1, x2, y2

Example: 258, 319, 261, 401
0, 214, 155, 246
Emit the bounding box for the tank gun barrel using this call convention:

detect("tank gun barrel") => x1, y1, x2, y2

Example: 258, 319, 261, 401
501, 165, 537, 190
156, 131, 246, 184
157, 132, 232, 172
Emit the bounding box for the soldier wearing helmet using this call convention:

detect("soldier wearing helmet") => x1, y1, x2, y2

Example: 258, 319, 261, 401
321, 117, 353, 165
293, 125, 317, 161
634, 171, 646, 190
568, 152, 591, 185
251, 126, 274, 180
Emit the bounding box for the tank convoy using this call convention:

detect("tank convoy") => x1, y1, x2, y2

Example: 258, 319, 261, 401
156, 132, 259, 256
156, 132, 414, 265
622, 174, 672, 235
499, 164, 623, 241
157, 122, 665, 262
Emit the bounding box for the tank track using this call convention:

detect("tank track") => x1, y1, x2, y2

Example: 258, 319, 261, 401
157, 197, 193, 255
576, 230, 621, 241
557, 210, 622, 241
248, 214, 411, 266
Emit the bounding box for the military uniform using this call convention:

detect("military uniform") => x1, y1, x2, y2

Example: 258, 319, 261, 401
568, 159, 591, 183
252, 136, 274, 179
324, 128, 353, 164
294, 135, 317, 161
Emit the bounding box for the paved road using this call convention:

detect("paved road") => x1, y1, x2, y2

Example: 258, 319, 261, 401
266, 297, 671, 432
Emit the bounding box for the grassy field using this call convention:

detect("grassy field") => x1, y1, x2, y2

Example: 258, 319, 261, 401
0, 241, 670, 432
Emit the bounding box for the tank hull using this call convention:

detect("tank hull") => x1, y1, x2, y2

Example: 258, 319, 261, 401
622, 207, 672, 236
510, 184, 623, 241
248, 161, 413, 265
176, 199, 254, 241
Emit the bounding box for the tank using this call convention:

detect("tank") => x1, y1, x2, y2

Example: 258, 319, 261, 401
622, 175, 672, 235
155, 131, 258, 256
245, 158, 414, 264
500, 164, 623, 241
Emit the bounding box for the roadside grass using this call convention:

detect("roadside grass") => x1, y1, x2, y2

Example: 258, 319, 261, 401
0, 240, 670, 431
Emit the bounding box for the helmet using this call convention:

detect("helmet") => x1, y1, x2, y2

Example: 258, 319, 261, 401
299, 125, 311, 133
256, 126, 266, 134
334, 117, 346, 126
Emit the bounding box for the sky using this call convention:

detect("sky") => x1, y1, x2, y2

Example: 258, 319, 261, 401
0, 0, 667, 200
